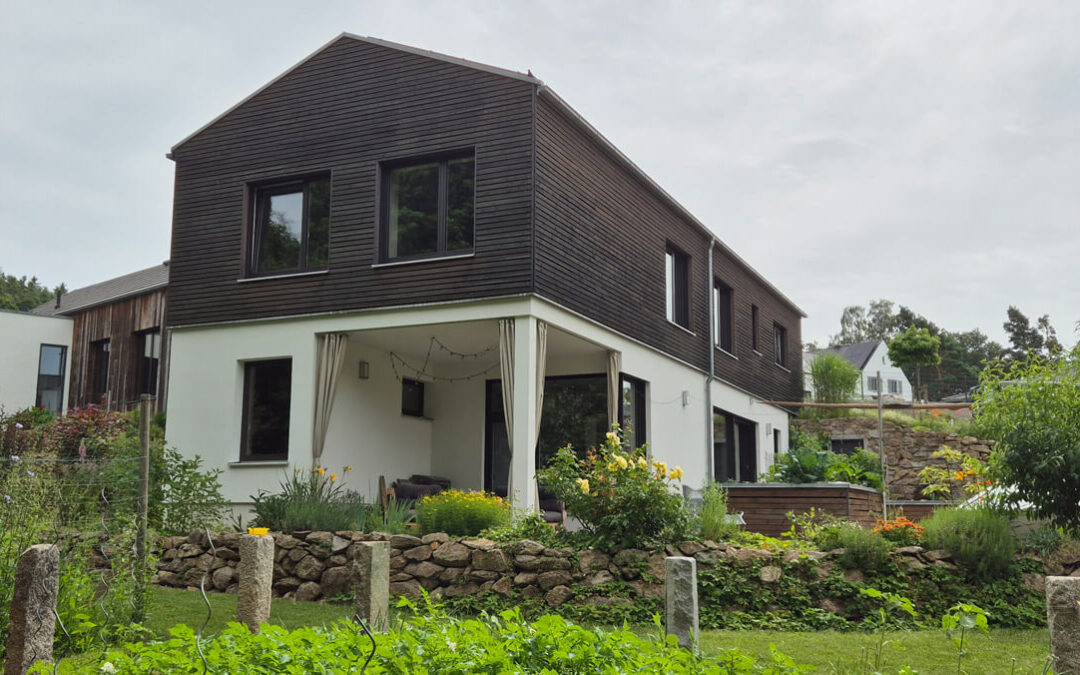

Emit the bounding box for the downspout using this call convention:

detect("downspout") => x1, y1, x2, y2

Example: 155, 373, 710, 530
705, 240, 716, 482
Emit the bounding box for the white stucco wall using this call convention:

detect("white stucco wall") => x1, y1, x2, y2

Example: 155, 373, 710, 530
165, 296, 794, 506
0, 310, 73, 414
858, 342, 912, 401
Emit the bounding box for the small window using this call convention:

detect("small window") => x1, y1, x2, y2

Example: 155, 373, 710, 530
830, 438, 864, 455
867, 376, 880, 392
402, 378, 425, 417
888, 379, 902, 394
665, 246, 690, 329
250, 175, 330, 276
35, 344, 66, 415
383, 153, 475, 260
620, 375, 648, 450
89, 339, 110, 404
773, 323, 788, 367
774, 428, 781, 457
241, 359, 292, 460
751, 304, 759, 351
137, 330, 161, 396
713, 281, 733, 352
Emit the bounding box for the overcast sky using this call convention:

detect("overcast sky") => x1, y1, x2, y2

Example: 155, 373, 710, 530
2, 1, 1077, 346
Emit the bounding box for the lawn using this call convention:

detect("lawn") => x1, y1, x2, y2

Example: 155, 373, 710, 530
65, 588, 1052, 673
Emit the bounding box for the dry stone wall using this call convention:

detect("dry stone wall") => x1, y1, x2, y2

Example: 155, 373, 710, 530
793, 417, 993, 500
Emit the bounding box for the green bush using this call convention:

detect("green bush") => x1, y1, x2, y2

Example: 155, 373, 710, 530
480, 512, 559, 545
809, 352, 861, 407
698, 482, 739, 541
768, 444, 883, 491
1020, 526, 1063, 559
416, 489, 510, 536
922, 507, 1017, 580
252, 467, 373, 532
536, 427, 690, 551
90, 598, 801, 673
815, 523, 891, 571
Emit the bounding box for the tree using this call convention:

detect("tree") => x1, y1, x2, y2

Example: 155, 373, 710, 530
808, 353, 861, 405
888, 327, 941, 401
0, 269, 63, 311
976, 347, 1080, 532
1003, 306, 1063, 362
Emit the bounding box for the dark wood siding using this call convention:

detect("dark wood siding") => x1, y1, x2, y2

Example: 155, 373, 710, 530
725, 484, 884, 536
68, 289, 168, 413
168, 37, 535, 327
533, 94, 803, 402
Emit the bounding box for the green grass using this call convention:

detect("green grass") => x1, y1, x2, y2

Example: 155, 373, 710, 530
699, 628, 1050, 673
143, 586, 353, 637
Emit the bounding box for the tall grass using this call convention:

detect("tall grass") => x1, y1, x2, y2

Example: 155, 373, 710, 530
698, 483, 739, 541
922, 507, 1016, 580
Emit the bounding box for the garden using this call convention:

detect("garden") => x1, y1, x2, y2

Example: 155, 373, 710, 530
3, 347, 1079, 672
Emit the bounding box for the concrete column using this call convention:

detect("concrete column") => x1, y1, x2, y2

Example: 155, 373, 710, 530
5, 544, 60, 675
237, 534, 275, 633
352, 541, 390, 632
1047, 576, 1080, 674
510, 315, 539, 511
665, 556, 699, 651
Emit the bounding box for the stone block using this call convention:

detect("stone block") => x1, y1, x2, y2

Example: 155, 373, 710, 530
432, 542, 470, 567
295, 581, 322, 602
664, 556, 699, 651
545, 585, 573, 607
353, 541, 391, 632
238, 534, 275, 633
472, 549, 510, 572
1047, 576, 1080, 673
5, 544, 60, 675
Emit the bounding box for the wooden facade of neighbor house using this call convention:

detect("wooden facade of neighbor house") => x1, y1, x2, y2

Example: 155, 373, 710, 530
162, 34, 807, 513
33, 263, 170, 414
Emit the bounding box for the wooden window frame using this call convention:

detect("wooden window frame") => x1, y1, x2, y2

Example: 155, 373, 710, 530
379, 151, 476, 263
136, 329, 161, 397
247, 174, 331, 277
773, 322, 788, 368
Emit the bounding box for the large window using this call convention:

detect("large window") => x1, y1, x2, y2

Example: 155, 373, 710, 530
35, 344, 66, 415
620, 375, 647, 451
241, 359, 292, 461
773, 322, 788, 367
89, 339, 110, 404
137, 330, 161, 396
249, 175, 330, 276
665, 246, 690, 329
713, 281, 733, 352
383, 153, 475, 260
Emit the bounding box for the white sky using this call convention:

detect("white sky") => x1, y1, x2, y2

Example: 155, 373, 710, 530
2, 1, 1077, 346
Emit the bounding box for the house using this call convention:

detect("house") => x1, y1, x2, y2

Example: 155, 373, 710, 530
162, 34, 805, 511
0, 309, 73, 415
804, 340, 911, 403
32, 263, 170, 414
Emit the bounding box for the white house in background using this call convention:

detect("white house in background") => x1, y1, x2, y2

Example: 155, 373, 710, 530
162, 35, 806, 513
804, 340, 912, 403
0, 309, 73, 415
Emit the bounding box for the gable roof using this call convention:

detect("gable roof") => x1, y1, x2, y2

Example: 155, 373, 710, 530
32, 263, 169, 317
168, 34, 806, 319
807, 340, 882, 371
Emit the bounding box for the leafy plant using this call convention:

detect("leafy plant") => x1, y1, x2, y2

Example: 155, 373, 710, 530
824, 448, 884, 491
872, 516, 925, 546
859, 587, 919, 671
698, 482, 740, 541
919, 445, 991, 501
481, 511, 559, 545
251, 466, 369, 532
922, 507, 1017, 580
768, 438, 883, 491
416, 489, 510, 536
941, 602, 989, 675
808, 352, 861, 409
1020, 526, 1063, 559
815, 523, 891, 571
536, 427, 690, 551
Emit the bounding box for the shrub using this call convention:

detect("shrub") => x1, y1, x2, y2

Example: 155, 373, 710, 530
698, 482, 739, 541
536, 428, 690, 550
768, 441, 883, 491
809, 352, 861, 407
815, 523, 891, 570
1020, 526, 1063, 559
416, 489, 509, 536
481, 512, 559, 545
922, 507, 1017, 579
42, 405, 128, 458
824, 448, 884, 491
872, 516, 924, 546
251, 467, 371, 532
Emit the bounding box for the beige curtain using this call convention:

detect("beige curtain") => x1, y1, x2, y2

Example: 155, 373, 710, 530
534, 321, 548, 450
607, 350, 622, 429
499, 319, 548, 503
312, 333, 348, 466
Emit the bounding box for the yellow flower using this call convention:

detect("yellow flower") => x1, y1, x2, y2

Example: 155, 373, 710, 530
344, 465, 353, 472
317, 467, 325, 476
606, 431, 621, 446
607, 462, 618, 472
637, 457, 648, 470
330, 473, 338, 481
577, 478, 590, 494
615, 455, 629, 470
669, 466, 684, 481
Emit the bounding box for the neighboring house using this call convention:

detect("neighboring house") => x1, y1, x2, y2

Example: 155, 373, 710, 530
804, 340, 911, 403
163, 34, 805, 511
0, 309, 73, 415
33, 263, 170, 414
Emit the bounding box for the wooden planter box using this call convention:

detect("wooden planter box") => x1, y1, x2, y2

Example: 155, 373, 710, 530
721, 483, 884, 537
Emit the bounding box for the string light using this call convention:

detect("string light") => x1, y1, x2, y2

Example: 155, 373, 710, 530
389, 337, 499, 383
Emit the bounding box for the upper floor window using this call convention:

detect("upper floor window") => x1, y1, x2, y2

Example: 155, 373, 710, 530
36, 344, 66, 415
383, 153, 475, 261
773, 322, 788, 367
89, 339, 110, 403
751, 304, 759, 351
138, 330, 161, 396
665, 246, 690, 329
241, 358, 292, 461
249, 175, 330, 276
713, 281, 733, 352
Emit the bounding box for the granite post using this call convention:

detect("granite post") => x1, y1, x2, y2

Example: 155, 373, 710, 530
237, 534, 274, 633
4, 544, 60, 675
1047, 576, 1080, 674
352, 541, 390, 632
664, 556, 699, 651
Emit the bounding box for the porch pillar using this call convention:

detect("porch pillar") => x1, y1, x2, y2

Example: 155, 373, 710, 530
509, 316, 539, 511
